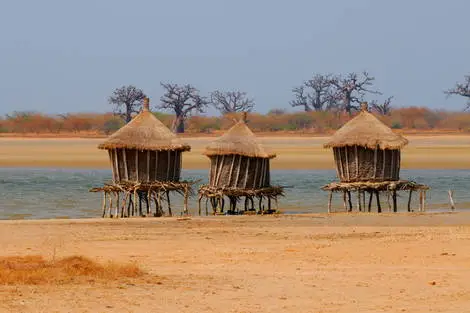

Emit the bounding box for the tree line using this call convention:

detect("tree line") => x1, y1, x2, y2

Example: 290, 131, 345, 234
108, 71, 470, 133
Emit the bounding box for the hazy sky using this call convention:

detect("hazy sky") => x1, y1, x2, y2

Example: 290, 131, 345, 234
0, 0, 469, 115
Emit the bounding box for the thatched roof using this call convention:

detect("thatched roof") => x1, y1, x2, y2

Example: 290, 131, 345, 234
324, 103, 408, 150
98, 98, 190, 151
204, 116, 275, 159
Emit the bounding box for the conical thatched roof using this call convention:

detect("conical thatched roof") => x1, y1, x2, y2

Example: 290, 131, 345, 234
98, 98, 190, 151
324, 103, 408, 150
204, 115, 275, 159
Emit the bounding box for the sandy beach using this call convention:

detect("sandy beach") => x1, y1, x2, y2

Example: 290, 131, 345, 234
1, 134, 470, 169
1, 213, 470, 312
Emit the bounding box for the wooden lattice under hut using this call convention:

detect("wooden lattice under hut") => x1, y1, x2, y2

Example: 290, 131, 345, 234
198, 113, 284, 215
90, 97, 194, 218
322, 102, 429, 213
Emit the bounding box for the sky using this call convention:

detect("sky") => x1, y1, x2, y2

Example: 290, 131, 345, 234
0, 0, 469, 115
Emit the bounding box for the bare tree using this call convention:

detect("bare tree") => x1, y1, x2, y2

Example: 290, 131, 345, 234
445, 75, 470, 109
159, 83, 209, 133
291, 74, 338, 111
290, 85, 310, 112
329, 72, 381, 115
210, 90, 255, 114
108, 85, 147, 123
370, 96, 393, 115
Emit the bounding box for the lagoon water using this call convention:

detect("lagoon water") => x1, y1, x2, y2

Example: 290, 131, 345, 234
0, 168, 469, 219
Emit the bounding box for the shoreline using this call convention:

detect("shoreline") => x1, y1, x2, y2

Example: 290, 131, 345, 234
1, 213, 470, 312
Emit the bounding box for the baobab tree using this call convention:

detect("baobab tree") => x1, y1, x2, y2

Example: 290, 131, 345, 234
108, 85, 147, 123
445, 74, 470, 109
210, 90, 255, 114
158, 83, 209, 133
291, 74, 338, 111
329, 72, 381, 115
370, 96, 394, 115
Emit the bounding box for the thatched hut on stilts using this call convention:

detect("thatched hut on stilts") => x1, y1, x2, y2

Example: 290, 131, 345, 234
198, 113, 284, 215
322, 102, 429, 213
90, 97, 194, 218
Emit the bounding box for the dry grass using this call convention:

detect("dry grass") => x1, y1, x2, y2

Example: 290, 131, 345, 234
0, 255, 143, 285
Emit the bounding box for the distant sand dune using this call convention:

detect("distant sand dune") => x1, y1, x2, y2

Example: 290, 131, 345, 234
0, 135, 469, 169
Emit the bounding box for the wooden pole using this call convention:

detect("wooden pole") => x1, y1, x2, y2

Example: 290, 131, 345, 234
183, 187, 189, 215
347, 191, 352, 212
328, 191, 333, 213
407, 190, 413, 212
423, 191, 427, 212
419, 191, 423, 212
368, 191, 373, 212
357, 190, 361, 212
198, 195, 202, 216
392, 190, 397, 213
343, 191, 347, 211
376, 191, 381, 213
166, 191, 172, 216
448, 190, 455, 211
387, 191, 392, 212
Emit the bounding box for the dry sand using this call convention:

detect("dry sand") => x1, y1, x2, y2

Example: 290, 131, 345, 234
1, 213, 470, 312
1, 135, 470, 169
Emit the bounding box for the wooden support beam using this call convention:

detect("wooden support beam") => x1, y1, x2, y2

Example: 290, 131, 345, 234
408, 190, 413, 212
328, 191, 333, 213
392, 190, 397, 213
376, 191, 382, 213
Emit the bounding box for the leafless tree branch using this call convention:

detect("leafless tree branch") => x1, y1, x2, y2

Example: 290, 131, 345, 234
329, 71, 381, 115
108, 85, 146, 123
445, 75, 470, 110
158, 82, 209, 133
370, 96, 393, 115
210, 90, 255, 114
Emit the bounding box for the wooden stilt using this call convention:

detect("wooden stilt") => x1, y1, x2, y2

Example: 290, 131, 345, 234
166, 191, 172, 216
328, 191, 333, 213
362, 190, 366, 211
387, 191, 391, 212
357, 190, 362, 212
109, 193, 113, 218
392, 190, 397, 213
376, 191, 381, 213
183, 187, 189, 215
198, 195, 202, 216
343, 191, 347, 211
347, 191, 352, 212
116, 192, 120, 218
101, 192, 107, 218
368, 191, 373, 212
407, 190, 413, 212
423, 191, 427, 212
419, 191, 423, 212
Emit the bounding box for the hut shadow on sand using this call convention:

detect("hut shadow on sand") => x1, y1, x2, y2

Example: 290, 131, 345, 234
198, 113, 284, 215
322, 102, 429, 213
90, 97, 195, 218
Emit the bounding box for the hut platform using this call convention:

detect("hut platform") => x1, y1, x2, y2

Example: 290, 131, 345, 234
89, 180, 196, 218
321, 180, 429, 213
197, 185, 284, 216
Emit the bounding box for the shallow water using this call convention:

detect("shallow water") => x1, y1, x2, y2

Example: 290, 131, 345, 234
0, 168, 468, 219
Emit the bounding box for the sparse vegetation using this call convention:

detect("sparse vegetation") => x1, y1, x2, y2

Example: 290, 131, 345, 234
1, 107, 470, 135
0, 255, 143, 285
